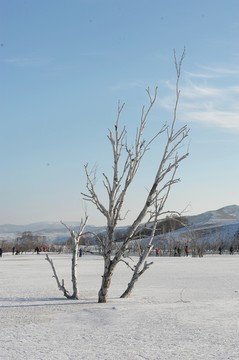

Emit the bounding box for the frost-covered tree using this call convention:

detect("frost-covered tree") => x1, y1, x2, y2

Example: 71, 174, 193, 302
46, 217, 88, 299
82, 49, 189, 303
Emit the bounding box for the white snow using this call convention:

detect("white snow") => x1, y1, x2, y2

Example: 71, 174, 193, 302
0, 252, 239, 360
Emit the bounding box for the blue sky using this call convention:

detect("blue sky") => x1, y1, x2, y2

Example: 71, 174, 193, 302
1, 0, 239, 226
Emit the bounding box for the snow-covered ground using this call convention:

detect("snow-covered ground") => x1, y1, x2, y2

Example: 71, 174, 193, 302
0, 253, 239, 360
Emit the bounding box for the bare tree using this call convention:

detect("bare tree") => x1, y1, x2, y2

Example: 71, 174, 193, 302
82, 49, 189, 303
46, 216, 88, 299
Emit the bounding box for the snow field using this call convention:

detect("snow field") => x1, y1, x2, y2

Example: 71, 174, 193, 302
0, 253, 239, 359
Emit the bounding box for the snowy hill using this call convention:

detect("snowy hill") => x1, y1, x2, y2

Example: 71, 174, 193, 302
186, 204, 239, 226
152, 205, 239, 249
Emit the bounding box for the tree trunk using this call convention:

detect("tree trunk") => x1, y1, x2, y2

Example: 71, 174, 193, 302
98, 258, 114, 303
120, 245, 153, 298
120, 273, 138, 299
71, 239, 80, 299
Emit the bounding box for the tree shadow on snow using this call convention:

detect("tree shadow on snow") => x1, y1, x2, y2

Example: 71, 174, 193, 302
0, 297, 97, 308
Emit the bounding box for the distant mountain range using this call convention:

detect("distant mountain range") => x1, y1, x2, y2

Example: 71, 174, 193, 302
0, 222, 105, 244
1, 205, 239, 245
0, 221, 103, 234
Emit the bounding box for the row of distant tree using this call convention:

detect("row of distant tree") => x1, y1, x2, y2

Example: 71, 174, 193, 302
1, 216, 239, 256
0, 232, 57, 253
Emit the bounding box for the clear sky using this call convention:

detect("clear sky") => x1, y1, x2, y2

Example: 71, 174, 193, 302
1, 0, 239, 226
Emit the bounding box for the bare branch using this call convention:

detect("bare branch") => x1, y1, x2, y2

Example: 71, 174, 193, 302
45, 254, 71, 299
